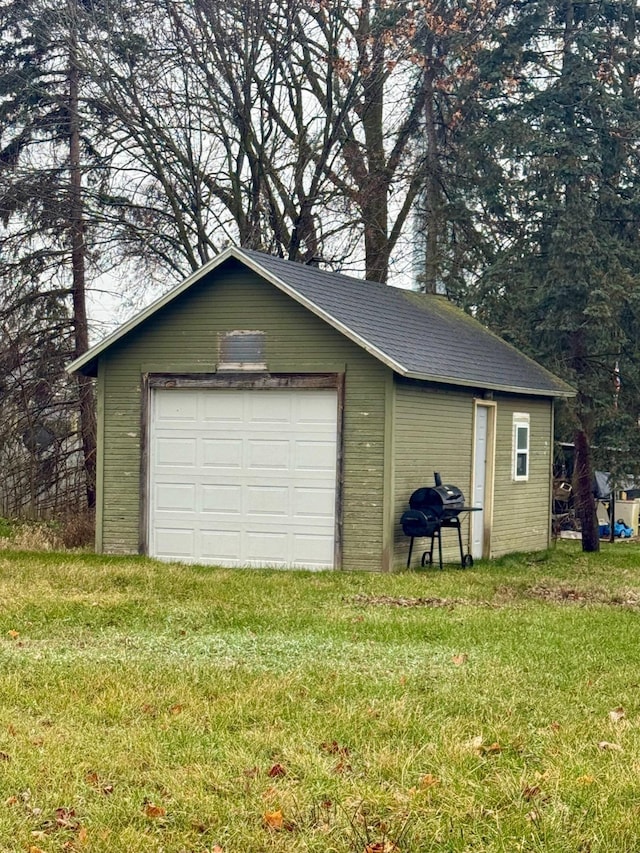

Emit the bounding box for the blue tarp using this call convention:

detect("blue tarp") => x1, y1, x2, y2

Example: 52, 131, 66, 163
593, 471, 638, 501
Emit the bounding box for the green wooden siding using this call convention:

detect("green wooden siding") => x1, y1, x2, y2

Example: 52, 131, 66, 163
392, 381, 475, 566
392, 381, 553, 567
97, 263, 390, 570
490, 395, 552, 556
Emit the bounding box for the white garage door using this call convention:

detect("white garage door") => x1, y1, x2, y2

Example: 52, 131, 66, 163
148, 387, 338, 568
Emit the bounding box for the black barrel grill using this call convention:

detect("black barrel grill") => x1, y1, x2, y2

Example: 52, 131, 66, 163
400, 473, 479, 569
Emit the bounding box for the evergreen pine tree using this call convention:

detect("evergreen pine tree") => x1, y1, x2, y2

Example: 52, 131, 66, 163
475, 0, 640, 550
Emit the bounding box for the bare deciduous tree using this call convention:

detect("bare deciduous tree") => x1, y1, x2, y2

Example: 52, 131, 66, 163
80, 0, 427, 281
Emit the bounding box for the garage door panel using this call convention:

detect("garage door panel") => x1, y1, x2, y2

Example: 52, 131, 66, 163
200, 529, 242, 561
155, 483, 196, 512
294, 440, 336, 471
248, 393, 292, 423
149, 388, 337, 568
293, 486, 334, 518
247, 440, 290, 470
201, 484, 242, 514
155, 437, 197, 467
201, 394, 244, 422
245, 530, 289, 564
294, 394, 337, 425
154, 527, 195, 558
292, 533, 334, 566
156, 391, 199, 422
202, 438, 243, 468
246, 485, 289, 516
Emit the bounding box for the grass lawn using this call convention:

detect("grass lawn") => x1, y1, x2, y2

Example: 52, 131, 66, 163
0, 544, 640, 851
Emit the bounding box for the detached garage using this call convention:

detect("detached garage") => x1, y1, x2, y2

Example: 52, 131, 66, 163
69, 247, 573, 571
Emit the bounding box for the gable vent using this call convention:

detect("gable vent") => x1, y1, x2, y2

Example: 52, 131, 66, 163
218, 330, 266, 371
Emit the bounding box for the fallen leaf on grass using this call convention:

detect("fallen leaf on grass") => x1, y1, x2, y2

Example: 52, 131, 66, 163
419, 774, 440, 789
144, 802, 166, 818
364, 842, 399, 853
549, 721, 561, 732
470, 737, 502, 756
169, 703, 183, 715
522, 784, 541, 801
62, 826, 88, 849
267, 763, 286, 778
56, 806, 75, 820
55, 807, 79, 830
333, 759, 352, 775
29, 847, 44, 853
598, 741, 623, 752
452, 653, 468, 666
320, 740, 350, 756
85, 771, 114, 795
263, 809, 283, 830
7, 630, 19, 640
609, 707, 625, 723
5, 796, 17, 806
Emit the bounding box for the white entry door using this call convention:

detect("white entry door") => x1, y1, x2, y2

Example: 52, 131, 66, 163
471, 405, 490, 559
148, 388, 338, 568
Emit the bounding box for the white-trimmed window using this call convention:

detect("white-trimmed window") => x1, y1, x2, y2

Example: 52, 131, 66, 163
512, 413, 530, 481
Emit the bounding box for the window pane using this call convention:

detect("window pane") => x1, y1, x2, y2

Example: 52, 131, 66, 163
516, 426, 528, 450
516, 452, 528, 477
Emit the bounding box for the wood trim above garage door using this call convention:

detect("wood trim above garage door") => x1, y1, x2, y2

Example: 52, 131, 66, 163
140, 373, 344, 568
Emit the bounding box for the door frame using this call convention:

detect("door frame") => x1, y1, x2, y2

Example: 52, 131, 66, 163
470, 399, 496, 560
140, 372, 345, 568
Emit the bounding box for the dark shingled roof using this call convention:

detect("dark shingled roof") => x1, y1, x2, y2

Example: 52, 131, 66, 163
240, 249, 572, 397
69, 247, 573, 397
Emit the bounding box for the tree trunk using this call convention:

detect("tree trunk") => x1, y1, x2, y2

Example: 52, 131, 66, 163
573, 423, 598, 552
360, 16, 389, 284
421, 41, 443, 294
571, 320, 598, 552
69, 23, 97, 510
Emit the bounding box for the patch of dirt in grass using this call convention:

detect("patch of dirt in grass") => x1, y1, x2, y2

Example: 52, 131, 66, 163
354, 585, 640, 611
350, 594, 467, 608
526, 584, 640, 607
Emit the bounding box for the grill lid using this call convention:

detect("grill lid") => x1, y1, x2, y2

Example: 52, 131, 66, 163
408, 473, 466, 518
